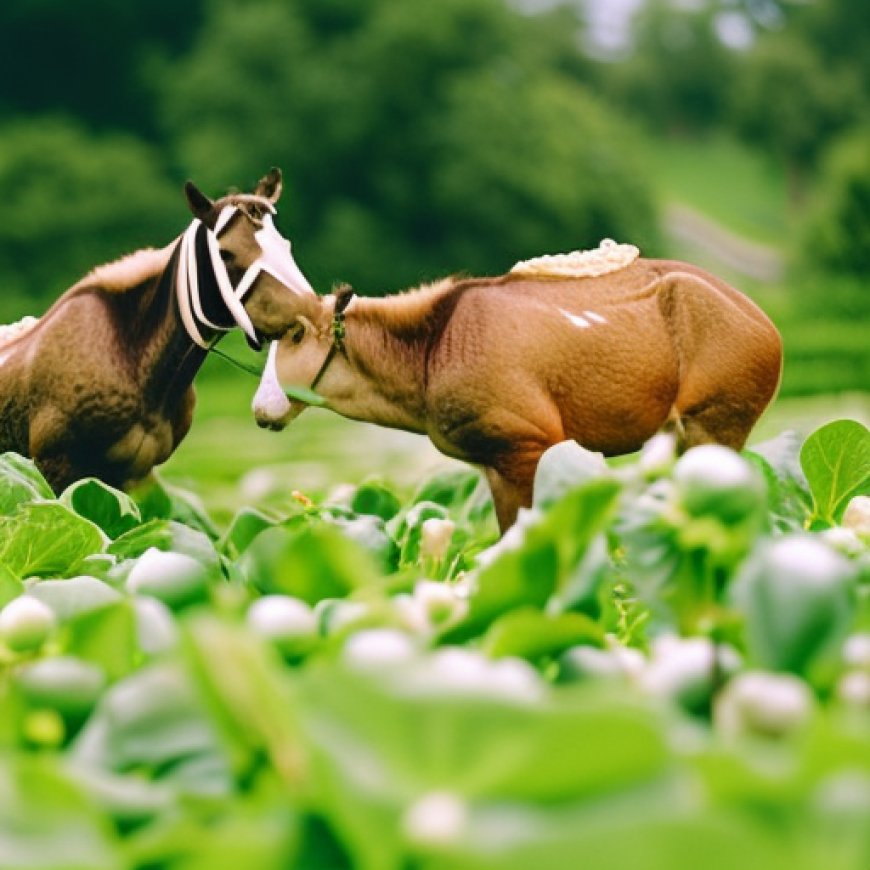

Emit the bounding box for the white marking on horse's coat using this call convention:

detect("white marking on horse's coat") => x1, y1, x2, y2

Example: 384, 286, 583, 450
560, 309, 590, 329
584, 310, 607, 324
252, 340, 292, 422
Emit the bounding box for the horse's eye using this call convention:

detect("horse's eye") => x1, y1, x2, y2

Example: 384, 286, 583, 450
291, 324, 305, 344
219, 249, 234, 263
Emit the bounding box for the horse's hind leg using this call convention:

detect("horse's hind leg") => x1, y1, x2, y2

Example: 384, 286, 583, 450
677, 396, 762, 452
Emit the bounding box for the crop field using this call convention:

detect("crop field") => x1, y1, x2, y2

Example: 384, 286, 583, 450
1, 405, 869, 870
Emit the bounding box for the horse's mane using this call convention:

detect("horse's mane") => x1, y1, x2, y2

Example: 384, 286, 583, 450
67, 245, 174, 295
351, 277, 460, 334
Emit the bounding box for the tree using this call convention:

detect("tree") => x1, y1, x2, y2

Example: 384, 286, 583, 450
604, 0, 736, 134
0, 118, 179, 321
801, 128, 870, 280
730, 35, 860, 200
155, 0, 659, 294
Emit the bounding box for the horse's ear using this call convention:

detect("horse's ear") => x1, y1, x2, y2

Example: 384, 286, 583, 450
254, 167, 283, 205
184, 181, 218, 228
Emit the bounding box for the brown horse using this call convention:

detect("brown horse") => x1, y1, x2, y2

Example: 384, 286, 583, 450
0, 169, 318, 492
252, 244, 782, 531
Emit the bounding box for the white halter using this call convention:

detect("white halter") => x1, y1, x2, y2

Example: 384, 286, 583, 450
175, 202, 316, 349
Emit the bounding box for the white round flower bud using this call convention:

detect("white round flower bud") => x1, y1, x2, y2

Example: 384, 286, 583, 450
843, 633, 870, 671
0, 596, 56, 652
837, 671, 870, 708
414, 580, 468, 626
247, 595, 316, 643
133, 596, 178, 655
638, 432, 677, 476
126, 547, 208, 609
419, 518, 456, 562
715, 671, 813, 738
343, 628, 417, 669
820, 526, 865, 557
843, 496, 870, 539
673, 444, 764, 521
403, 791, 468, 847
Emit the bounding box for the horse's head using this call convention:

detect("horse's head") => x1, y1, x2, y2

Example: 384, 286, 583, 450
182, 168, 320, 349
251, 289, 345, 430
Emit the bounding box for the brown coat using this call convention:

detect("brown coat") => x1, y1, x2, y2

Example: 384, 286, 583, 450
255, 258, 783, 530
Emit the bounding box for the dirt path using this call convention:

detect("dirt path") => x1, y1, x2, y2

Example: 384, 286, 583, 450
664, 202, 785, 284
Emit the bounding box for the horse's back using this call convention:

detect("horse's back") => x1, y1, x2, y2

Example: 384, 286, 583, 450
433, 259, 781, 455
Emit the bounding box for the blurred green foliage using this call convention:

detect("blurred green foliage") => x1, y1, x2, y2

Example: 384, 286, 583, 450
0, 119, 180, 319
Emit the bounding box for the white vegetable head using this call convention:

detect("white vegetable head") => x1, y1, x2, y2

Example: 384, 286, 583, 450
843, 496, 870, 539
0, 595, 56, 652
343, 628, 417, 669
126, 547, 209, 609
837, 671, 870, 708
715, 671, 814, 739
247, 595, 316, 641
403, 791, 468, 847
419, 518, 456, 562
673, 445, 764, 522
413, 580, 468, 627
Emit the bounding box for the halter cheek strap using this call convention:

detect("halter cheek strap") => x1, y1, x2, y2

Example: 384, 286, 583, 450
175, 203, 315, 351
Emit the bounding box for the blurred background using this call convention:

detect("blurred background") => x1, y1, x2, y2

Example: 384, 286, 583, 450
0, 0, 867, 512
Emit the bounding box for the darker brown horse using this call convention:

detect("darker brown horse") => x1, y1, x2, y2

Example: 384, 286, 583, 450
0, 169, 317, 492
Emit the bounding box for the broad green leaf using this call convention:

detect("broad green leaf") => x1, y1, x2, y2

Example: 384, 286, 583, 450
482, 608, 605, 660
130, 473, 218, 537
800, 419, 870, 526
325, 514, 398, 573
351, 482, 402, 521
71, 662, 232, 798
61, 478, 141, 538
0, 451, 54, 515
108, 519, 220, 572
66, 600, 139, 681
296, 664, 670, 870
0, 562, 24, 607
182, 616, 304, 787
239, 523, 379, 603
0, 754, 123, 870
16, 656, 106, 722
447, 479, 620, 640
730, 534, 856, 677
411, 470, 486, 517
418, 788, 804, 870
220, 506, 276, 559
0, 502, 105, 579
28, 576, 122, 621
533, 440, 609, 508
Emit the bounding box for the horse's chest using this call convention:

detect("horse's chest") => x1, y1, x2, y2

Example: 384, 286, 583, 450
105, 416, 176, 479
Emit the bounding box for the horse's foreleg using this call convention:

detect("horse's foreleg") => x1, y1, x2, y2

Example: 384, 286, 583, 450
484, 449, 546, 533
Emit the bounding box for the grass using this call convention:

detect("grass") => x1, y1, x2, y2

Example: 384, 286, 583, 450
646, 132, 793, 248
162, 353, 869, 523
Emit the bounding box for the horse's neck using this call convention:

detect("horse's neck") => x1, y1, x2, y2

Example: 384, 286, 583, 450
332, 290, 450, 431
105, 252, 207, 409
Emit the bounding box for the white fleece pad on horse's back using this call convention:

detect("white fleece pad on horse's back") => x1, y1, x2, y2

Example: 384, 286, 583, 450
511, 239, 640, 279
0, 315, 39, 348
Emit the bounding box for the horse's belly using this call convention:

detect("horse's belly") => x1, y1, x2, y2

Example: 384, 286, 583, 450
549, 329, 679, 454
